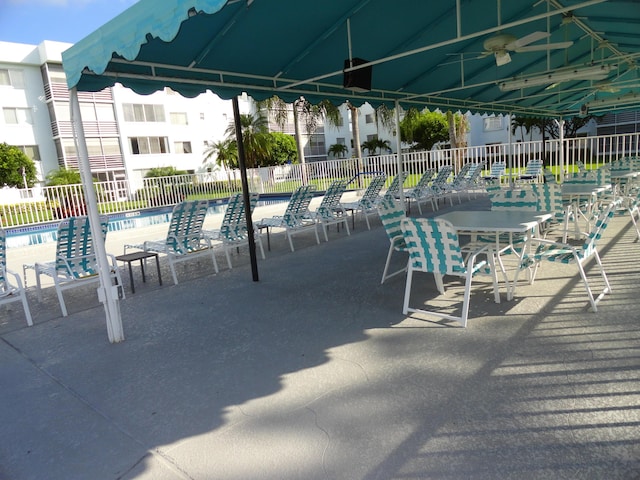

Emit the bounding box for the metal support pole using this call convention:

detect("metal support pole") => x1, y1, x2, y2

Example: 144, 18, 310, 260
233, 96, 259, 282
70, 88, 124, 343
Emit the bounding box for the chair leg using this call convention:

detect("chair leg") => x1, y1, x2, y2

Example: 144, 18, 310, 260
460, 274, 472, 328
167, 257, 179, 285
224, 246, 233, 269
320, 222, 329, 242
342, 216, 350, 236
381, 244, 395, 284
255, 235, 266, 259
434, 273, 445, 294
576, 251, 611, 313
54, 281, 68, 317
402, 269, 413, 315
210, 250, 220, 274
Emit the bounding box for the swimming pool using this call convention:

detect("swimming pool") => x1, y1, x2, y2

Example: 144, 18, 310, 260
5, 196, 288, 249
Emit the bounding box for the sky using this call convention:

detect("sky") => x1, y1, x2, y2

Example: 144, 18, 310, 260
0, 0, 139, 45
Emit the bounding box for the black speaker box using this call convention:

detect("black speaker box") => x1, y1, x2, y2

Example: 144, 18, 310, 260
343, 58, 372, 92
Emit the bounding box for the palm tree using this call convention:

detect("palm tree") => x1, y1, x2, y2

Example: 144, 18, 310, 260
224, 113, 270, 168
328, 143, 348, 158
203, 138, 238, 190
259, 95, 342, 165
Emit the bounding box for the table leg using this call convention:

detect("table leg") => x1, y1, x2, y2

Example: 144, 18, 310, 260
139, 258, 146, 283
127, 262, 135, 294
154, 255, 162, 286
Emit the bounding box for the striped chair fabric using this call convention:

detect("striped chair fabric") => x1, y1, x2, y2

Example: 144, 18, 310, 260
35, 215, 123, 316
308, 179, 351, 241
204, 193, 265, 269
518, 158, 544, 182
341, 173, 387, 230
377, 195, 408, 284
518, 200, 619, 312
135, 200, 219, 285
400, 217, 496, 327
259, 185, 320, 251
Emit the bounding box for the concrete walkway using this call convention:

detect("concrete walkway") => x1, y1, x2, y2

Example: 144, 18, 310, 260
1, 193, 640, 479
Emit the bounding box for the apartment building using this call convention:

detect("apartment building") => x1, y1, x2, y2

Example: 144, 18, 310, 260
0, 40, 244, 193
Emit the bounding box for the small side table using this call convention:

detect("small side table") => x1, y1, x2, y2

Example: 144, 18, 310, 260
115, 251, 162, 294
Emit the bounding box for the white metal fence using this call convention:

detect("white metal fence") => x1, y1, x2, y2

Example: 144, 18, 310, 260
2, 131, 639, 229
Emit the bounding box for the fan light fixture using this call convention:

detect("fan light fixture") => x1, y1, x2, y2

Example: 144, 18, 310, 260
498, 64, 614, 91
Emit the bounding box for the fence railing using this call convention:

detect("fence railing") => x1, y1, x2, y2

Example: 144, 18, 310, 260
2, 131, 639, 229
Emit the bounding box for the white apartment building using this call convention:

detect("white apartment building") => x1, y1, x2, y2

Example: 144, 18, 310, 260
0, 40, 247, 193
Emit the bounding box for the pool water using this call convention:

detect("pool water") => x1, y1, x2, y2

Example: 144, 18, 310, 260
5, 204, 226, 248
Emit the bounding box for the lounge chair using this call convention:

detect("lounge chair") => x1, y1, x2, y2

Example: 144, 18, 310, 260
306, 179, 350, 241
34, 215, 123, 317
384, 172, 409, 198
518, 158, 544, 182
404, 168, 437, 214
204, 193, 265, 269
516, 200, 619, 312
482, 161, 506, 183
400, 217, 496, 327
0, 228, 32, 326
126, 200, 219, 285
341, 173, 387, 230
428, 165, 453, 208
257, 185, 320, 252
377, 195, 408, 284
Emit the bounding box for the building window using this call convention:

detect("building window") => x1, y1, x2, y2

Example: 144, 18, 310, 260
366, 134, 377, 142
0, 69, 25, 88
483, 116, 502, 131
129, 136, 169, 154
174, 141, 192, 154
304, 134, 325, 156
123, 103, 166, 122
3, 107, 32, 125
365, 113, 374, 124
336, 137, 346, 145
335, 115, 344, 127
96, 104, 115, 122
170, 112, 189, 125
102, 138, 121, 156
17, 145, 41, 161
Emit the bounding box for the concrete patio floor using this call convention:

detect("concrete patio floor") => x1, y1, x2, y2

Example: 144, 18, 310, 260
1, 193, 640, 480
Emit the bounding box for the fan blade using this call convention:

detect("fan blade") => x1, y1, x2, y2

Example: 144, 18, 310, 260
515, 41, 573, 52
505, 31, 549, 50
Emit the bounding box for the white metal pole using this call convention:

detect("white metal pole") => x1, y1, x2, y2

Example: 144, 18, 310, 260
394, 100, 405, 208
558, 117, 565, 180
70, 88, 124, 343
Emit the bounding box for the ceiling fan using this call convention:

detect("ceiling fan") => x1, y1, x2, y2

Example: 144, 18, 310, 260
481, 31, 573, 66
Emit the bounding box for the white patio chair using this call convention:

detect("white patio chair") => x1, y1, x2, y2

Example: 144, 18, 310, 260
34, 215, 123, 317
204, 193, 265, 269
404, 168, 437, 214
257, 185, 320, 252
400, 217, 497, 327
341, 173, 387, 230
306, 179, 350, 241
0, 228, 32, 326
515, 200, 620, 312
517, 158, 544, 182
377, 195, 408, 284
126, 200, 219, 285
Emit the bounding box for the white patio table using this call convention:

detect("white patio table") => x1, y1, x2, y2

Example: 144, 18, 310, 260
436, 210, 552, 302
561, 183, 611, 238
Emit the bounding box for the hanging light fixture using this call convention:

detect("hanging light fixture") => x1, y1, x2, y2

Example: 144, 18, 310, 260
498, 64, 615, 91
